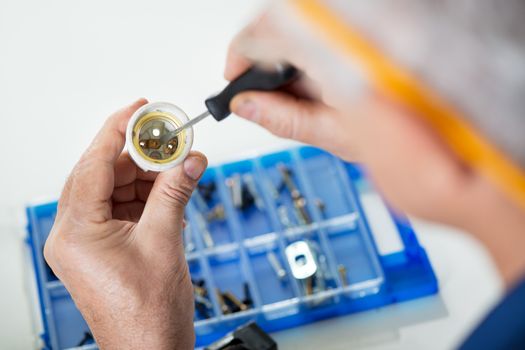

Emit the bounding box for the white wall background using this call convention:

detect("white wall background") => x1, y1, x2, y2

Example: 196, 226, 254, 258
0, 1, 502, 349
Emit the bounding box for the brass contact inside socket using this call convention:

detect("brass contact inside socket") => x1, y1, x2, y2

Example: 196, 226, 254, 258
131, 111, 186, 164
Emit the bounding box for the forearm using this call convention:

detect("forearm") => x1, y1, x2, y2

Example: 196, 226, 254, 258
461, 176, 525, 288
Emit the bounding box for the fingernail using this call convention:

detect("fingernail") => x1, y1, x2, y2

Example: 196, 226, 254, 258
234, 99, 258, 121
184, 156, 206, 180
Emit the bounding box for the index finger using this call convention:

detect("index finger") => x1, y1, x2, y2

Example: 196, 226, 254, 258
66, 99, 148, 221
224, 13, 283, 81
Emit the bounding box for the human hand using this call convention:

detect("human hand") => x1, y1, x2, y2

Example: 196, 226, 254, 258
44, 99, 207, 350
223, 10, 525, 264
225, 11, 472, 217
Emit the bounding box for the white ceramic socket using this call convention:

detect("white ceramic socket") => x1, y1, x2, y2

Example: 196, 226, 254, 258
126, 102, 194, 172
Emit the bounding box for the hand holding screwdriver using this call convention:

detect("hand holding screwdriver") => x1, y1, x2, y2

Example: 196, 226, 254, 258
160, 64, 299, 143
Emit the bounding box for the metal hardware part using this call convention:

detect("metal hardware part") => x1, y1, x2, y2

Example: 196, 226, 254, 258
315, 199, 326, 218
183, 224, 195, 253
305, 277, 314, 296
266, 251, 287, 281
278, 163, 301, 200
278, 205, 292, 228
216, 288, 231, 314
223, 291, 249, 312
196, 212, 214, 248
226, 174, 243, 209
277, 163, 312, 225
338, 264, 348, 287
243, 173, 265, 210
293, 197, 312, 225
266, 178, 280, 200
207, 203, 226, 221
194, 284, 208, 297
285, 241, 318, 280
243, 282, 253, 307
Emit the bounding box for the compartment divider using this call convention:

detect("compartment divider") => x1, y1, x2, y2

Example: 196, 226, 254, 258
215, 166, 262, 310
185, 202, 223, 320
333, 159, 385, 284
253, 156, 303, 300
291, 150, 342, 294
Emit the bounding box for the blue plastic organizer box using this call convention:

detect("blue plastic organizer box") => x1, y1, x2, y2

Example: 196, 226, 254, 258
26, 146, 438, 349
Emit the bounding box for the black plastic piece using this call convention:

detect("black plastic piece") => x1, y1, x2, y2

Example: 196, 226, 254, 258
242, 282, 253, 307
77, 332, 94, 346
233, 322, 277, 350
205, 64, 299, 121
204, 322, 277, 350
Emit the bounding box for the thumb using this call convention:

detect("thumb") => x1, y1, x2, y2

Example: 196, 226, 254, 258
138, 152, 207, 250
231, 91, 329, 144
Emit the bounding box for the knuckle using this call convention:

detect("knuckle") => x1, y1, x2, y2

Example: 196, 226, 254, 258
43, 238, 54, 265
43, 231, 62, 271
160, 181, 193, 208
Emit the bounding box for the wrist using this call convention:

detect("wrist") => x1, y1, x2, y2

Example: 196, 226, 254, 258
69, 268, 195, 350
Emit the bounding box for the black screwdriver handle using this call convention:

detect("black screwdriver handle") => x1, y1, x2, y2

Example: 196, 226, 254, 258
205, 64, 299, 121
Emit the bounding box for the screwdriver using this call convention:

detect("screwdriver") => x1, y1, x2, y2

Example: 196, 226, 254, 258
160, 64, 299, 143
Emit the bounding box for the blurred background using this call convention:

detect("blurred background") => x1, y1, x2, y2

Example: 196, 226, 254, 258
0, 1, 503, 349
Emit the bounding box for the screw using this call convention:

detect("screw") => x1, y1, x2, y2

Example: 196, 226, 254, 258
242, 282, 253, 307
196, 212, 214, 248
278, 164, 301, 200
183, 225, 195, 253
207, 203, 226, 221
338, 264, 348, 287
267, 251, 287, 281
305, 277, 314, 296
294, 197, 312, 225
193, 284, 208, 297
195, 298, 212, 319
216, 288, 231, 314
226, 174, 243, 209
243, 173, 265, 210
315, 199, 326, 218
223, 291, 248, 312
278, 205, 292, 228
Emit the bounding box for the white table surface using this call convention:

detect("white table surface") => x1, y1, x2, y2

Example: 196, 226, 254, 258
0, 1, 503, 349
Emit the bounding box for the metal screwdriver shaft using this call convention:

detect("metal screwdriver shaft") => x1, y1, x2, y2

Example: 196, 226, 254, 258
160, 110, 210, 143
160, 64, 298, 144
